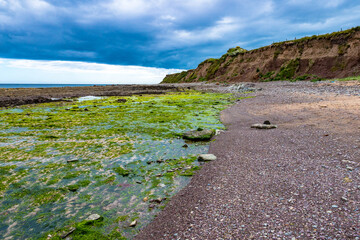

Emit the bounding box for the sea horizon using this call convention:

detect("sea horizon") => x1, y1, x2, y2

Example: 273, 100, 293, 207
0, 83, 130, 89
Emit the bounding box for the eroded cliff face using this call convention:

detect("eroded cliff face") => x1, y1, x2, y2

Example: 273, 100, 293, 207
162, 27, 360, 83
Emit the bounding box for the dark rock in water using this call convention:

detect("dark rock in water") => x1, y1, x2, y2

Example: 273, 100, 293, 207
117, 99, 127, 103
84, 108, 89, 111
251, 123, 277, 129
67, 159, 79, 163
182, 144, 188, 148
156, 159, 164, 163
263, 120, 271, 125
149, 197, 167, 204
148, 204, 156, 209
183, 129, 215, 141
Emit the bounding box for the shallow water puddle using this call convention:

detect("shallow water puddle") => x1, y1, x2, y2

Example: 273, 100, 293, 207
0, 92, 236, 239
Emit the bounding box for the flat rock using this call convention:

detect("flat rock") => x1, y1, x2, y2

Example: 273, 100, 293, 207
251, 123, 277, 129
129, 220, 137, 227
183, 129, 215, 141
67, 159, 79, 163
198, 154, 217, 161
86, 214, 102, 222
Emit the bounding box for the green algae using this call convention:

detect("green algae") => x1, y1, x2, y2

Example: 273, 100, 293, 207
0, 91, 239, 239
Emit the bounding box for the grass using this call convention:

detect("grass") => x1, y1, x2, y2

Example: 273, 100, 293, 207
331, 75, 360, 81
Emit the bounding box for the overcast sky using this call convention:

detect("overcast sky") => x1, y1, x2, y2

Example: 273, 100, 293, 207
0, 0, 360, 84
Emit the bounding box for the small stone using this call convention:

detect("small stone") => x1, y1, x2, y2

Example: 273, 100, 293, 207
263, 120, 271, 125
182, 144, 188, 148
149, 198, 166, 204
135, 181, 142, 184
156, 159, 164, 163
159, 183, 166, 188
67, 159, 79, 163
341, 196, 348, 202
251, 123, 277, 129
129, 220, 137, 227
86, 214, 102, 221
117, 99, 127, 103
346, 166, 354, 171
331, 205, 338, 208
148, 204, 156, 209
198, 154, 217, 162
84, 108, 89, 111
143, 197, 148, 202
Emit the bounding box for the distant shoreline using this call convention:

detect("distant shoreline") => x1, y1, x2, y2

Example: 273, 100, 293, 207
0, 83, 234, 108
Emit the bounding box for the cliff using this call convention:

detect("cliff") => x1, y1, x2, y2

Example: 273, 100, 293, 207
162, 27, 360, 83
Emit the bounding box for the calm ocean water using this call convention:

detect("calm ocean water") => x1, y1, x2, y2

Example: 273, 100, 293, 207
0, 84, 114, 89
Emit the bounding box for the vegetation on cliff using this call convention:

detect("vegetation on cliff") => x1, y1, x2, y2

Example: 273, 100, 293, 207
162, 26, 360, 83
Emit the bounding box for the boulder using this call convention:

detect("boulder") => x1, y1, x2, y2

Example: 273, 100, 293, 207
183, 129, 215, 141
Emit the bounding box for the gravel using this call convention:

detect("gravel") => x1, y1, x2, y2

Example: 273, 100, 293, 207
136, 80, 360, 239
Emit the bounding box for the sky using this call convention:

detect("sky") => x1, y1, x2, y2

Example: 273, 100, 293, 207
0, 0, 360, 84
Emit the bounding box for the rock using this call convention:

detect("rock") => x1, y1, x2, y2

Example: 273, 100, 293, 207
183, 129, 215, 141
198, 154, 217, 161
60, 227, 75, 239
251, 123, 277, 129
143, 197, 148, 202
117, 99, 127, 103
148, 204, 156, 209
182, 144, 188, 148
67, 159, 79, 163
129, 220, 137, 227
149, 197, 166, 204
263, 120, 271, 125
341, 196, 348, 202
347, 166, 354, 171
86, 214, 102, 222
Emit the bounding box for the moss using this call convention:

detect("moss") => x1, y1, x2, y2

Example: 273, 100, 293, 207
31, 188, 66, 206
113, 166, 131, 176
0, 92, 237, 239
273, 49, 283, 59
338, 44, 350, 55
162, 71, 189, 83
179, 166, 201, 176
276, 58, 300, 80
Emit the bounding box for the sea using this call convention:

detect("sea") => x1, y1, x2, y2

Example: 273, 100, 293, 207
0, 84, 116, 88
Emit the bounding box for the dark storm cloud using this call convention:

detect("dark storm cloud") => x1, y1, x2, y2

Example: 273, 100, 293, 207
0, 0, 359, 69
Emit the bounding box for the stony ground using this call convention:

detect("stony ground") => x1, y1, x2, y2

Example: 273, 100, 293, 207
136, 80, 360, 239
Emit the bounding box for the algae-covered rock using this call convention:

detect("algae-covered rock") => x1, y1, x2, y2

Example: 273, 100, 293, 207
183, 129, 215, 141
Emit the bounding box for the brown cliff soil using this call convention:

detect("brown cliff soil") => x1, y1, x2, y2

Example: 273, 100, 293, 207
163, 27, 360, 83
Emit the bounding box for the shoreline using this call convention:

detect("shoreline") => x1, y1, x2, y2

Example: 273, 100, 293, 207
0, 82, 256, 108
136, 80, 360, 239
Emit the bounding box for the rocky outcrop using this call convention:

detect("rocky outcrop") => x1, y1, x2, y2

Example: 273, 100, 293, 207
162, 27, 360, 83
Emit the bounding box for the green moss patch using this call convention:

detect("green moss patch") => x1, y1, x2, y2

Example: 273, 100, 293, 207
0, 91, 239, 239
